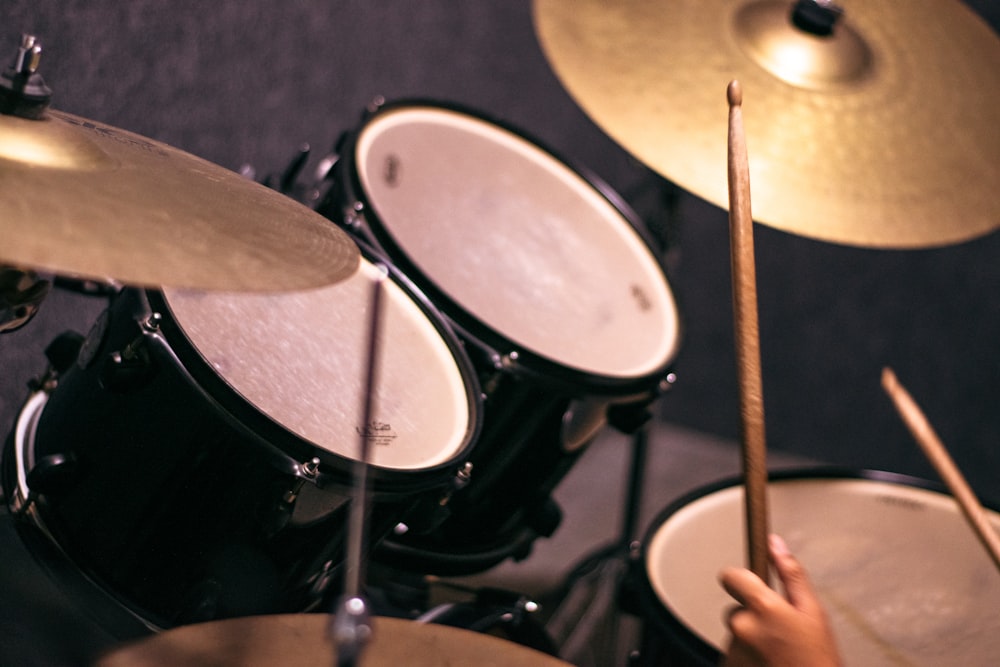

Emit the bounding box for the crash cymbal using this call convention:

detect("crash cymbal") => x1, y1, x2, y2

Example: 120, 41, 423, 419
534, 0, 1000, 248
0, 109, 359, 290
94, 614, 574, 666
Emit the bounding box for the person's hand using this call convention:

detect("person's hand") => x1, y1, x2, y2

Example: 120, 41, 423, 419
718, 534, 841, 667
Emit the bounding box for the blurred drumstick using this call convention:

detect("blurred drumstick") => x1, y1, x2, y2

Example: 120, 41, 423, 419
881, 367, 1000, 573
330, 266, 388, 667
727, 80, 770, 580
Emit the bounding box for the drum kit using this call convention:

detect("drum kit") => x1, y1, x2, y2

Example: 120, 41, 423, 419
0, 0, 998, 665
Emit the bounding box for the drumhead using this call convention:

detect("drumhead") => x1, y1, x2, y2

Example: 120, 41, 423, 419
162, 258, 476, 471
352, 105, 680, 380
644, 472, 1000, 667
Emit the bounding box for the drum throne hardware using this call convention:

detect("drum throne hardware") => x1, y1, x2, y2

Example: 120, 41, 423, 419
314, 99, 683, 576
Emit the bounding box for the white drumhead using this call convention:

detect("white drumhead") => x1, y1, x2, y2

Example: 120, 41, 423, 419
645, 476, 1000, 666
355, 106, 679, 379
162, 259, 473, 471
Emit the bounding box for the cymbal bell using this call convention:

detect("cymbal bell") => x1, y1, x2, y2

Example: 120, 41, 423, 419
0, 109, 359, 291
94, 614, 574, 666
533, 0, 1000, 248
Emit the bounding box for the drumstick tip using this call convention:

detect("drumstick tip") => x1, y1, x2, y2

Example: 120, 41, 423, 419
727, 80, 743, 108
881, 366, 899, 393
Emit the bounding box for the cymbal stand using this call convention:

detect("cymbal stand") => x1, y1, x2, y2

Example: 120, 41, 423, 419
545, 381, 673, 667
328, 266, 387, 667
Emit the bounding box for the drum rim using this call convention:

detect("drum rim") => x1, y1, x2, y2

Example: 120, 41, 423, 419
636, 466, 1000, 665
147, 244, 484, 492
330, 97, 683, 398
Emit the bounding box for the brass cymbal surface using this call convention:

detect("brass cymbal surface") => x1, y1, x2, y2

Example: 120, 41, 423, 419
534, 0, 1000, 248
94, 614, 574, 666
0, 110, 359, 290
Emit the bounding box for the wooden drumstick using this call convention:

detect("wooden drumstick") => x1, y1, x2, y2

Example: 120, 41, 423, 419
727, 80, 770, 580
881, 367, 1000, 573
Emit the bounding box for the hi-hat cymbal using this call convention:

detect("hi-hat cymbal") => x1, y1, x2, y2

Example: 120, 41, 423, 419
0, 109, 359, 290
94, 614, 574, 666
534, 0, 1000, 248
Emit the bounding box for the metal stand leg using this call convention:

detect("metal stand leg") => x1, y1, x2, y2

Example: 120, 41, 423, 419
544, 420, 651, 667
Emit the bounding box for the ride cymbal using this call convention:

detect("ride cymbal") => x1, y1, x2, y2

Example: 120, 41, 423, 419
0, 109, 359, 290
94, 614, 574, 666
534, 0, 1000, 248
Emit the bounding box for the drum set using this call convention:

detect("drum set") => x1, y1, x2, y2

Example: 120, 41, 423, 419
1, 0, 999, 665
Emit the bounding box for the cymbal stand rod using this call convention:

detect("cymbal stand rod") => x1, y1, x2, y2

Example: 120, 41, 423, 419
621, 421, 649, 552
330, 265, 388, 667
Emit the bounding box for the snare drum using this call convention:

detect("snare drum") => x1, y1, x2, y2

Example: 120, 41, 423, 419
640, 470, 1000, 667
5, 253, 481, 631
319, 101, 681, 573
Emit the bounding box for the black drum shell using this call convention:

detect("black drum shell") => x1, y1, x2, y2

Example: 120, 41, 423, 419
11, 261, 483, 629
317, 100, 682, 575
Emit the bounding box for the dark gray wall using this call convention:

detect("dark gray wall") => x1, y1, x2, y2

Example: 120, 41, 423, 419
3, 2, 999, 502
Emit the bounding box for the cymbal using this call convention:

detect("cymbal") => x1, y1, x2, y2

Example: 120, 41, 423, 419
94, 615, 574, 666
0, 109, 359, 290
533, 0, 1000, 248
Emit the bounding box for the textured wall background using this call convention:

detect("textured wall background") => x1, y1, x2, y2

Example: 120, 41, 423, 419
2, 1, 999, 501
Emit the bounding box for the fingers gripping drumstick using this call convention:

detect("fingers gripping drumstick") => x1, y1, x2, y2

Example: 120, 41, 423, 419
727, 80, 770, 580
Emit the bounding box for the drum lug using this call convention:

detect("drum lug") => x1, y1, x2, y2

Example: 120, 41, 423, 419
393, 462, 475, 536
364, 94, 386, 116
499, 351, 519, 369
263, 457, 322, 536
25, 453, 82, 499
27, 330, 86, 392
343, 200, 365, 231
99, 312, 161, 392
658, 371, 678, 394
480, 351, 519, 395
308, 558, 338, 598
300, 456, 322, 481
9, 454, 80, 519
453, 461, 474, 492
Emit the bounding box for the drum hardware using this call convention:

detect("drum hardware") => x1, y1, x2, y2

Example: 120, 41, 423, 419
544, 401, 667, 667
0, 34, 51, 119
413, 585, 557, 657
100, 312, 163, 392
0, 266, 52, 333
790, 0, 842, 35
268, 457, 323, 536
534, 378, 675, 666
390, 461, 475, 539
